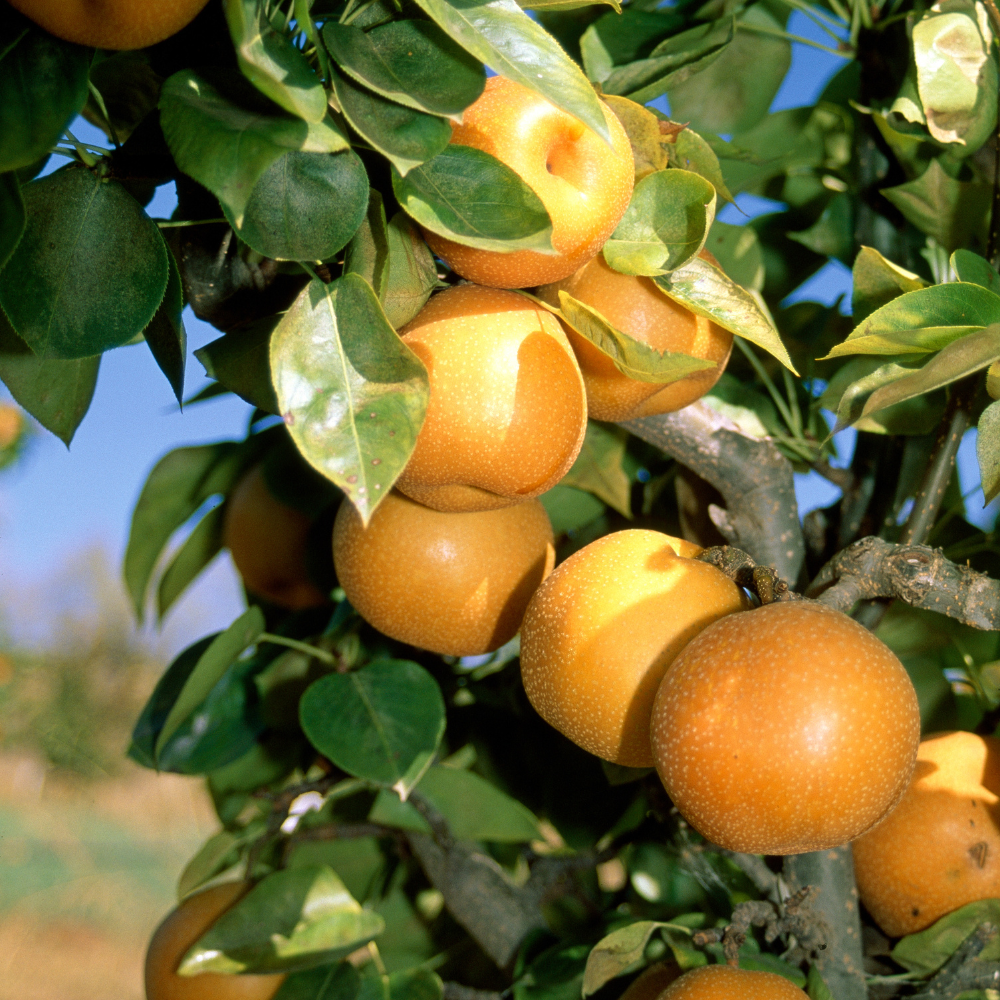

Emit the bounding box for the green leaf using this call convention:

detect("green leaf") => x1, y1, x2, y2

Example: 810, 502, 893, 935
539, 484, 604, 534
703, 221, 764, 292
0, 309, 99, 446
560, 421, 633, 517
143, 249, 187, 404
820, 356, 940, 435
410, 0, 611, 143
331, 67, 452, 177
123, 441, 245, 619
178, 831, 241, 900
521, 0, 619, 9
384, 214, 438, 329
0, 167, 169, 359
299, 659, 446, 794
913, 1, 997, 153
392, 145, 554, 255
881, 158, 990, 252
978, 399, 1000, 504
668, 127, 735, 205
583, 922, 696, 996
275, 962, 364, 1000
601, 17, 733, 106
892, 899, 1000, 975
390, 970, 443, 1000
603, 168, 716, 276
667, 4, 791, 135
863, 326, 1000, 420
0, 171, 24, 270
579, 10, 682, 84
0, 14, 89, 173
227, 149, 370, 261
370, 765, 542, 841
270, 274, 429, 524
129, 635, 215, 769
224, 0, 327, 123
805, 965, 834, 1000
322, 20, 485, 118
652, 256, 796, 372
129, 629, 264, 775
537, 289, 715, 383
602, 96, 668, 181
154, 606, 266, 763
196, 316, 281, 413
179, 866, 385, 974
344, 191, 391, 301
824, 282, 1000, 359
160, 69, 349, 226
851, 246, 928, 324
787, 193, 853, 262
157, 504, 226, 620
952, 249, 1000, 293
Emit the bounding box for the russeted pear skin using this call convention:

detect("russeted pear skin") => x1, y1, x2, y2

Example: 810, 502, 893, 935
660, 965, 808, 999
395, 284, 587, 512
651, 601, 921, 855
9, 0, 212, 49
537, 255, 733, 421
333, 491, 555, 656
853, 731, 1000, 937
145, 882, 285, 1000
223, 465, 328, 610
519, 529, 749, 767
423, 76, 634, 289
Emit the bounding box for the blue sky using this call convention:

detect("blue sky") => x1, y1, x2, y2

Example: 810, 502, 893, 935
0, 12, 992, 654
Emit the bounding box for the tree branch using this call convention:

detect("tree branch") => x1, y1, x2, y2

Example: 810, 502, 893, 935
621, 402, 805, 586
783, 848, 867, 1000
809, 536, 1000, 629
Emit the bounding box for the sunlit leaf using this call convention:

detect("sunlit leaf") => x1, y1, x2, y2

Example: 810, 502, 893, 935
823, 282, 1000, 358
952, 249, 1000, 293
862, 326, 1000, 420
652, 256, 796, 372
410, 0, 611, 142
912, 1, 997, 152
602, 96, 667, 181
179, 866, 385, 974
270, 274, 429, 523
852, 246, 928, 324
978, 400, 1000, 504
603, 168, 716, 276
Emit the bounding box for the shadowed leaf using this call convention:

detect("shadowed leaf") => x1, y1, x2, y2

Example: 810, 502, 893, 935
322, 20, 485, 117
978, 400, 1000, 504
300, 659, 445, 794
392, 145, 554, 255
224, 0, 327, 122
0, 167, 170, 358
